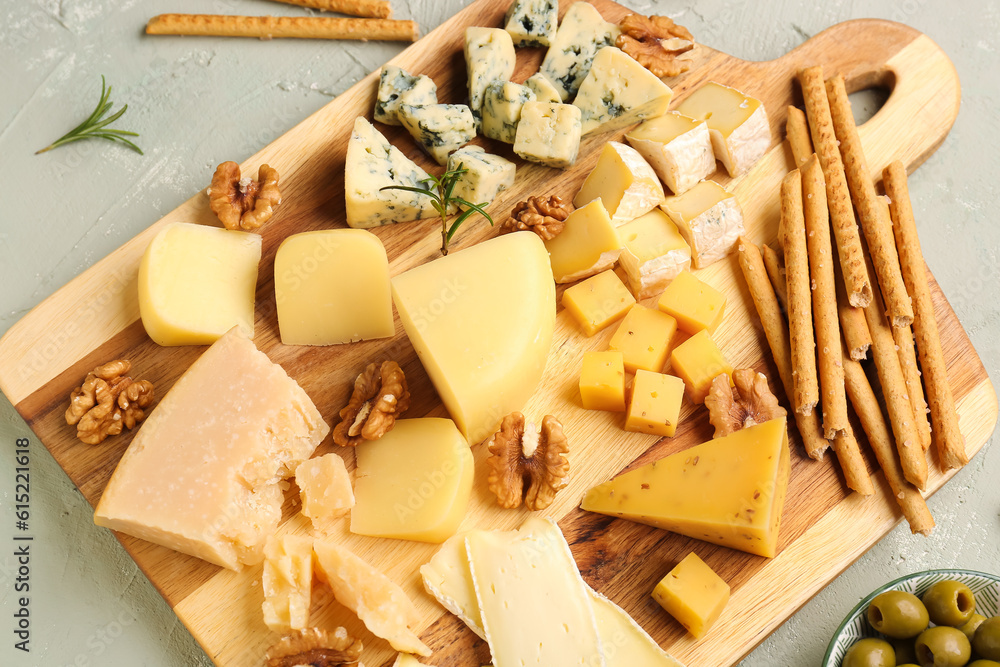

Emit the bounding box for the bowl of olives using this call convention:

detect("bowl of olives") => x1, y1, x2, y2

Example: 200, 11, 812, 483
824, 569, 1000, 667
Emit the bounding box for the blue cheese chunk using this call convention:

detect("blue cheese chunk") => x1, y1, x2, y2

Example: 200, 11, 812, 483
374, 65, 438, 126
525, 72, 562, 103
481, 81, 536, 144
447, 146, 516, 211
504, 0, 558, 48
464, 27, 516, 122
574, 46, 674, 136
513, 101, 582, 169
399, 103, 477, 166
539, 2, 619, 102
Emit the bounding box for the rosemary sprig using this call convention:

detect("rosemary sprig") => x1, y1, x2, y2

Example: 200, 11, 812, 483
36, 76, 142, 155
381, 164, 493, 255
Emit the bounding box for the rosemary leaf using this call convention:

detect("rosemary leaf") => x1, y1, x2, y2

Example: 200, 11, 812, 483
36, 76, 143, 155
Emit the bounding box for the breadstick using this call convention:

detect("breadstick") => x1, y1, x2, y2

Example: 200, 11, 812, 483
893, 321, 933, 452
786, 105, 813, 167
267, 0, 392, 19
883, 160, 968, 469
802, 156, 848, 437
826, 74, 913, 327
762, 244, 788, 311
833, 244, 872, 360
797, 66, 871, 308
145, 14, 419, 41
832, 424, 875, 496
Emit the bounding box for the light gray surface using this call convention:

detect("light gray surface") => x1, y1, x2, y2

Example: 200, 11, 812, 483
1, 0, 997, 665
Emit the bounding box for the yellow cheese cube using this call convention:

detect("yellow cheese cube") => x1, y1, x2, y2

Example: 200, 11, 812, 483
544, 199, 621, 283
573, 141, 664, 226
651, 552, 730, 639
625, 370, 684, 437
561, 270, 636, 336
669, 330, 733, 404
262, 534, 313, 632
138, 222, 261, 346
608, 305, 678, 374
657, 270, 727, 334
618, 209, 692, 299
296, 453, 355, 526
660, 180, 744, 269
579, 351, 626, 412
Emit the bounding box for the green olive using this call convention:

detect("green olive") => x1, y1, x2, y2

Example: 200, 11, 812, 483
968, 660, 1000, 667
869, 591, 931, 638
921, 580, 977, 627
959, 613, 987, 642
891, 637, 919, 664
914, 626, 971, 667
973, 616, 1000, 660
842, 637, 896, 667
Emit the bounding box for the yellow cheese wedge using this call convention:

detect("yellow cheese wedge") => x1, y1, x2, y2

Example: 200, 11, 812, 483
561, 269, 636, 336
262, 534, 313, 632
392, 232, 556, 443
351, 418, 474, 543
674, 82, 770, 177
625, 370, 685, 437
669, 329, 733, 404
274, 229, 394, 346
581, 417, 791, 558
660, 180, 744, 270
138, 222, 261, 346
94, 327, 329, 570
608, 305, 678, 374
651, 552, 730, 639
544, 199, 621, 283
296, 453, 354, 526
574, 141, 665, 226
657, 270, 727, 335
393, 654, 438, 667
617, 209, 692, 299
626, 112, 716, 195
580, 350, 626, 412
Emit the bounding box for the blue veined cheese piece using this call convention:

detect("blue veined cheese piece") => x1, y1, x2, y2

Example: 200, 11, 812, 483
574, 46, 674, 136
539, 2, 619, 102
398, 103, 477, 166
373, 65, 438, 126
513, 101, 582, 169
504, 0, 558, 48
344, 117, 438, 229
464, 27, 516, 122
481, 81, 536, 144
525, 72, 562, 103
447, 146, 516, 211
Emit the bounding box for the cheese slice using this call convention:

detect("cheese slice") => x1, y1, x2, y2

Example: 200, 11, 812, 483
374, 65, 438, 126
539, 1, 620, 102
544, 199, 621, 283
581, 417, 791, 558
391, 232, 556, 443
617, 209, 691, 298
447, 146, 516, 211
524, 72, 562, 103
464, 27, 516, 121
660, 179, 744, 269
574, 141, 664, 226
94, 327, 329, 570
626, 112, 715, 195
504, 0, 558, 47
262, 534, 313, 632
513, 101, 582, 169
674, 82, 770, 177
481, 81, 536, 144
574, 46, 674, 136
399, 103, 477, 166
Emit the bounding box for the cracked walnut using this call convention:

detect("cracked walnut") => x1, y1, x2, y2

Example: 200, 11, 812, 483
65, 359, 155, 445
486, 412, 569, 511
333, 361, 410, 447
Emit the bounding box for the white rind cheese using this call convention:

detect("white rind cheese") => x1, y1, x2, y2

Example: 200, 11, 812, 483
513, 101, 582, 169
447, 146, 516, 211
574, 46, 674, 136
573, 141, 665, 226
660, 179, 745, 269
504, 0, 558, 47
524, 72, 563, 103
617, 209, 692, 298
374, 65, 438, 126
625, 111, 716, 195
675, 82, 771, 177
481, 81, 536, 144
399, 103, 477, 166
539, 1, 620, 102
464, 27, 516, 122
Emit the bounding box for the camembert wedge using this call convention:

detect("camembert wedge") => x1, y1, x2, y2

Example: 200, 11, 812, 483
675, 82, 770, 177
626, 112, 715, 195
617, 209, 691, 298
544, 199, 621, 283
660, 179, 744, 269
574, 141, 665, 226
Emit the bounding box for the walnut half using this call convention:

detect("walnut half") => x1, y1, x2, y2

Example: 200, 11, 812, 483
208, 161, 281, 231
705, 369, 786, 438
616, 14, 695, 78
65, 359, 155, 445
503, 195, 572, 241
333, 361, 410, 447
266, 627, 362, 667
486, 413, 569, 511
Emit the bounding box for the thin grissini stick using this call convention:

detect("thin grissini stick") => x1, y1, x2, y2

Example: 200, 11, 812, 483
786, 105, 813, 168
267, 0, 392, 19
802, 155, 848, 438
738, 237, 830, 460
894, 321, 933, 452
884, 160, 968, 469
832, 424, 875, 496
833, 243, 872, 360
145, 15, 419, 42
826, 74, 913, 327
797, 65, 871, 308
762, 243, 788, 312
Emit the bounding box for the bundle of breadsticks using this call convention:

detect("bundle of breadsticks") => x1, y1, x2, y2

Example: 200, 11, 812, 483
739, 65, 968, 537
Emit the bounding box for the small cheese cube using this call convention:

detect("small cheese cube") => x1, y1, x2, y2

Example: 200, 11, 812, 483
608, 305, 678, 373
138, 222, 261, 346
374, 65, 438, 126
274, 229, 394, 346
447, 146, 516, 210
580, 350, 626, 412
618, 210, 692, 298
574, 46, 674, 136
626, 111, 715, 195
296, 453, 354, 525
651, 552, 730, 639
481, 81, 536, 144
660, 180, 744, 269
561, 269, 635, 336
657, 270, 727, 335
525, 72, 562, 103
513, 101, 582, 169
544, 199, 621, 283
669, 330, 733, 403
675, 82, 770, 177
504, 0, 558, 47
539, 1, 619, 101
262, 534, 313, 632
625, 370, 685, 437
399, 103, 476, 166
464, 27, 516, 121
574, 141, 664, 226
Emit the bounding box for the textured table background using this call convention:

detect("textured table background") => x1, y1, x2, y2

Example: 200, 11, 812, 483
1, 1, 998, 665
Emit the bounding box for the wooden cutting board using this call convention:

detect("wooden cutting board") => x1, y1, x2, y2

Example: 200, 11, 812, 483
1, 0, 995, 665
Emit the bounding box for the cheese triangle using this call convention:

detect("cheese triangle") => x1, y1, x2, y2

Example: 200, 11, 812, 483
574, 46, 674, 136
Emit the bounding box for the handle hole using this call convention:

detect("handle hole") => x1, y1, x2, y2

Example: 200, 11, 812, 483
845, 68, 896, 127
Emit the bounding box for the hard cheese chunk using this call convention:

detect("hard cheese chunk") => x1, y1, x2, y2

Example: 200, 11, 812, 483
447, 146, 515, 210
345, 117, 438, 228
669, 329, 733, 404
574, 141, 664, 226
94, 328, 329, 570
399, 103, 476, 166
657, 270, 727, 335
464, 27, 516, 121
392, 232, 556, 443
544, 199, 621, 283
675, 82, 770, 177
540, 2, 619, 101
513, 101, 582, 169
618, 209, 692, 299
481, 81, 536, 143
274, 229, 393, 345
561, 269, 635, 336
138, 222, 261, 346
581, 417, 790, 558
262, 534, 313, 632
351, 418, 474, 544
574, 46, 674, 136
374, 65, 438, 126
625, 370, 685, 437
393, 655, 438, 667
504, 0, 558, 47
626, 112, 715, 195
313, 539, 430, 656
652, 552, 730, 639
608, 305, 678, 373
525, 72, 562, 103
580, 350, 626, 412
296, 453, 354, 525
660, 179, 744, 269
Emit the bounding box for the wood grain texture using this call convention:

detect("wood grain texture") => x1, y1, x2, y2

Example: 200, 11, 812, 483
0, 1, 994, 666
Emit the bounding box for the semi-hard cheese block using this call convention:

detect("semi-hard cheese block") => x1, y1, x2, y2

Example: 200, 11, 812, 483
351, 418, 474, 543
274, 229, 393, 346
504, 0, 558, 47
626, 112, 715, 195
525, 72, 562, 103
675, 82, 770, 177
481, 81, 536, 144
392, 232, 555, 443
296, 453, 354, 525
561, 269, 635, 336
539, 1, 619, 101
464, 27, 516, 121
579, 350, 626, 412
447, 146, 516, 211
617, 209, 692, 298
138, 222, 261, 346
399, 103, 477, 166
544, 199, 621, 283
625, 370, 685, 437
581, 417, 791, 558
657, 270, 727, 335
660, 179, 744, 269
608, 305, 678, 373
513, 101, 582, 169
345, 117, 438, 228
669, 329, 733, 404
313, 539, 431, 656
574, 141, 665, 226
652, 552, 730, 639
374, 65, 438, 126
574, 46, 674, 136
262, 534, 313, 632
94, 327, 329, 570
